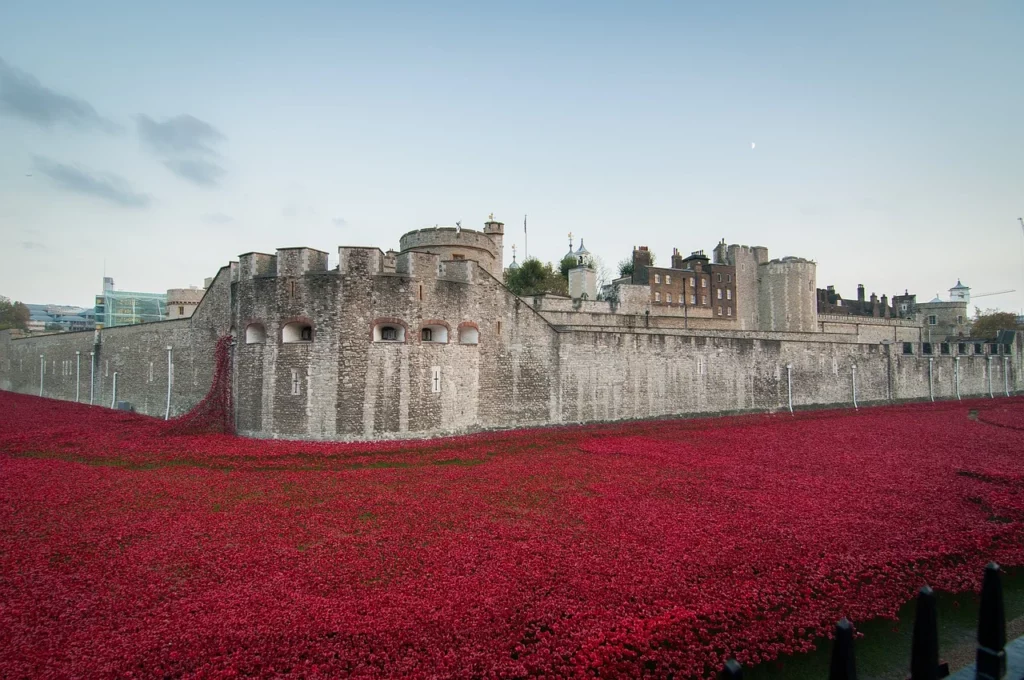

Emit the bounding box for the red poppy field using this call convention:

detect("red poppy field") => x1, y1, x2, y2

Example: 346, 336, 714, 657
2, 391, 1024, 678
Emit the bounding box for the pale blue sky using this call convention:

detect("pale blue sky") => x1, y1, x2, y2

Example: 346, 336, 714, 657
2, 1, 1023, 311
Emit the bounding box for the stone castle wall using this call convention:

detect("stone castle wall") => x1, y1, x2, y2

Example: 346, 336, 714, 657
0, 266, 233, 418
1, 250, 1019, 442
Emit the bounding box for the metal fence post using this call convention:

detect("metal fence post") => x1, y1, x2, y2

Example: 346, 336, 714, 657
786, 363, 793, 413
852, 363, 858, 409
829, 618, 857, 680
110, 372, 118, 409
720, 659, 742, 679
910, 585, 948, 679
165, 346, 173, 420
39, 354, 44, 397
955, 357, 961, 401
89, 351, 95, 405
1003, 357, 1009, 397
928, 358, 934, 402
75, 351, 81, 402
987, 356, 993, 398
976, 562, 1006, 680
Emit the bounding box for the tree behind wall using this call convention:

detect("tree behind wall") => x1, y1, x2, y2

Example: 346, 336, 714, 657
559, 255, 578, 279
0, 296, 29, 331
971, 307, 1023, 338
505, 258, 568, 297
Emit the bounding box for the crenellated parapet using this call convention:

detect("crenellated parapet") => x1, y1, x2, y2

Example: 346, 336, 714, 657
276, 248, 329, 277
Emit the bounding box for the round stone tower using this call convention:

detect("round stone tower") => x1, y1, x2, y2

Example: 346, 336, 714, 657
757, 257, 818, 332
398, 216, 504, 279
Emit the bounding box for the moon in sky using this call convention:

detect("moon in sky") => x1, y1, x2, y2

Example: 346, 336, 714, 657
751, 142, 756, 150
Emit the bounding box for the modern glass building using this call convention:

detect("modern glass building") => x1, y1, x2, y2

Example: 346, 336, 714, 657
94, 277, 166, 328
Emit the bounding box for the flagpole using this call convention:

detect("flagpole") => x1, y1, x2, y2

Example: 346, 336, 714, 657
524, 214, 528, 260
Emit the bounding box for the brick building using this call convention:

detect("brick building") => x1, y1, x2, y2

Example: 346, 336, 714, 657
817, 284, 894, 318
630, 246, 737, 317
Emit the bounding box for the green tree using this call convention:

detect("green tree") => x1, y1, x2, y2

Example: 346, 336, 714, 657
559, 255, 578, 279
617, 252, 654, 279
0, 296, 30, 331
971, 307, 1022, 338
505, 258, 568, 297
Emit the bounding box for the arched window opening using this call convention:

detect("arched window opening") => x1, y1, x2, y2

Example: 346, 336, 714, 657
421, 324, 448, 343
373, 323, 406, 342
459, 326, 480, 345
245, 323, 267, 344
283, 321, 313, 343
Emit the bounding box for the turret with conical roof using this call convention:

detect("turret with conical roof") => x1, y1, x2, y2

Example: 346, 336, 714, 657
949, 279, 970, 304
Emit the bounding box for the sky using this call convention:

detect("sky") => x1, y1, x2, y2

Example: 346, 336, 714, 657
1, 1, 1023, 312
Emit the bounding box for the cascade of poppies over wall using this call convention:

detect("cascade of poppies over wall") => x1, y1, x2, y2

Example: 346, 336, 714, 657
163, 334, 234, 436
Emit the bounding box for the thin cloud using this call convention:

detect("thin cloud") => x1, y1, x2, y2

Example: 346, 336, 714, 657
163, 158, 225, 187
203, 212, 235, 224
136, 114, 224, 155
19, 241, 46, 251
136, 113, 227, 186
33, 156, 150, 208
332, 217, 349, 227
0, 57, 119, 133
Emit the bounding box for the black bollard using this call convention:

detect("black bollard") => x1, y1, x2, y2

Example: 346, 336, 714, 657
720, 658, 742, 679
910, 585, 949, 679
976, 562, 1006, 680
830, 618, 858, 680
